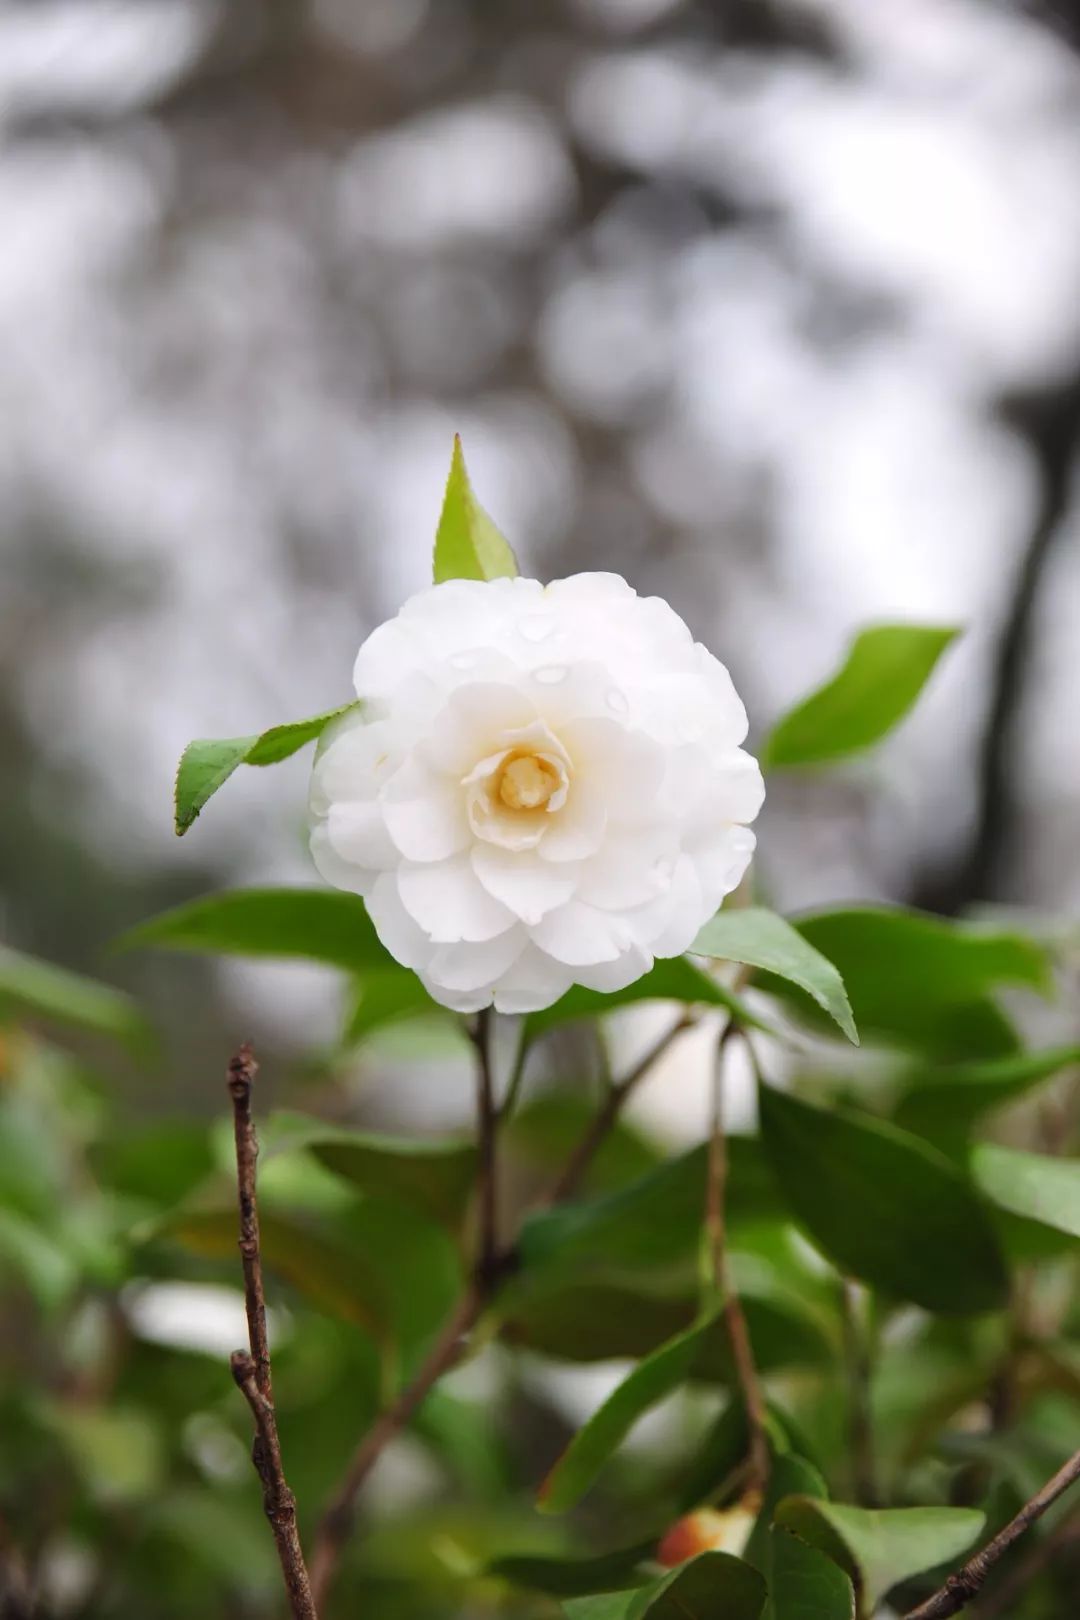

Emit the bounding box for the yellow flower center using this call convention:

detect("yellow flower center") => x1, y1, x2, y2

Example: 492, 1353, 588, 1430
497, 753, 560, 812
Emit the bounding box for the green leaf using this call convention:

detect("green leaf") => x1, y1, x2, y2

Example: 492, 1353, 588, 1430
744, 1453, 828, 1576
895, 1046, 1080, 1143
517, 1141, 782, 1288
526, 956, 772, 1042
761, 907, 1050, 1058
773, 1499, 984, 1610
972, 1143, 1080, 1241
767, 1528, 855, 1620
174, 701, 359, 834
45, 1403, 165, 1506
505, 1093, 663, 1196
160, 1207, 392, 1342
89, 1121, 215, 1212
564, 1552, 766, 1620
758, 1085, 1008, 1313
762, 624, 959, 769
341, 970, 443, 1047
433, 435, 519, 583
118, 888, 394, 973
0, 945, 151, 1054
265, 1113, 478, 1228
691, 908, 857, 1045
504, 1278, 831, 1375
538, 1310, 722, 1513
491, 1543, 655, 1597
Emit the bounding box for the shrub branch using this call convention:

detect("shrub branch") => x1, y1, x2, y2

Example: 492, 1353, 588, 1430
706, 1021, 769, 1492
227, 1045, 317, 1620
903, 1446, 1080, 1619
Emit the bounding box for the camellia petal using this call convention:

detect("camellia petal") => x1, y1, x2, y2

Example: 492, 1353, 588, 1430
397, 857, 516, 944
472, 845, 580, 925
310, 572, 762, 1011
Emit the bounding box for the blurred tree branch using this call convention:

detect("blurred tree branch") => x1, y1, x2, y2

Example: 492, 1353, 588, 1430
227, 1045, 318, 1620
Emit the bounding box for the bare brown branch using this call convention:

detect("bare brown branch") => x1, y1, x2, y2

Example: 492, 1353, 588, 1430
544, 1010, 699, 1205
309, 1008, 509, 1610
706, 1022, 769, 1491
903, 1446, 1080, 1619
227, 1045, 317, 1620
308, 1284, 484, 1608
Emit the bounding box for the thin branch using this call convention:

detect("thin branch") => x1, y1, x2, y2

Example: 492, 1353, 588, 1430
227, 1045, 317, 1620
838, 1278, 879, 1507
310, 1006, 508, 1610
499, 1018, 530, 1122
974, 1509, 1080, 1620
903, 1445, 1080, 1619
543, 1010, 699, 1205
308, 1284, 484, 1609
706, 1022, 769, 1492
470, 1008, 499, 1283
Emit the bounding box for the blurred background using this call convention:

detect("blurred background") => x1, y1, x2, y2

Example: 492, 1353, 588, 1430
6, 0, 1080, 1102
4, 0, 1080, 1091
4, 3, 1080, 1616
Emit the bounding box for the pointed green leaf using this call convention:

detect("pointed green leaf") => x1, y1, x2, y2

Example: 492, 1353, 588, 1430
895, 1046, 1080, 1143
744, 1453, 828, 1575
0, 945, 151, 1054
538, 1310, 722, 1513
972, 1143, 1080, 1241
564, 1551, 766, 1620
341, 970, 442, 1047
762, 624, 959, 768
117, 888, 393, 972
160, 1195, 461, 1374
759, 907, 1050, 1059
517, 1141, 782, 1286
691, 908, 857, 1045
491, 1542, 655, 1597
773, 1499, 983, 1610
433, 435, 519, 583
504, 1277, 831, 1375
264, 1113, 478, 1229
767, 1528, 855, 1620
759, 1085, 1008, 1313
174, 701, 359, 834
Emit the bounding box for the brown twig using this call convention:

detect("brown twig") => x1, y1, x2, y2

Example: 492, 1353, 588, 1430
974, 1509, 1080, 1620
706, 1022, 770, 1492
838, 1277, 879, 1507
903, 1445, 1080, 1619
308, 1284, 484, 1608
227, 1045, 317, 1620
309, 1007, 509, 1609
543, 1010, 699, 1205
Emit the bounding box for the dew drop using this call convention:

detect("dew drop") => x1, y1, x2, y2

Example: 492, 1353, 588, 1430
534, 665, 568, 685
520, 614, 555, 643
606, 687, 629, 714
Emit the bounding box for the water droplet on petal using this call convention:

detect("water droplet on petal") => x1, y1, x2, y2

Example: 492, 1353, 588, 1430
606, 687, 629, 714
534, 665, 568, 684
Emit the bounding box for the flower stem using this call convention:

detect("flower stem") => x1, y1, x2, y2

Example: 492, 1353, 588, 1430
706, 1022, 769, 1493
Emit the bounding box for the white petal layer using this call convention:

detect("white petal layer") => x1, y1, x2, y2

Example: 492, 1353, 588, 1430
310, 572, 763, 1012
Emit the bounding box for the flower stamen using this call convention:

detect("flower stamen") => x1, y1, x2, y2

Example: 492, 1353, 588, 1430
497, 753, 560, 812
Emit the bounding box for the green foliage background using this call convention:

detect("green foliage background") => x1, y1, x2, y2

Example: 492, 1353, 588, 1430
4, 464, 1080, 1620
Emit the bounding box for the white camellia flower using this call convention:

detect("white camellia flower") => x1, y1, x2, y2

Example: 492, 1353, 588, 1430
309, 573, 763, 1014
